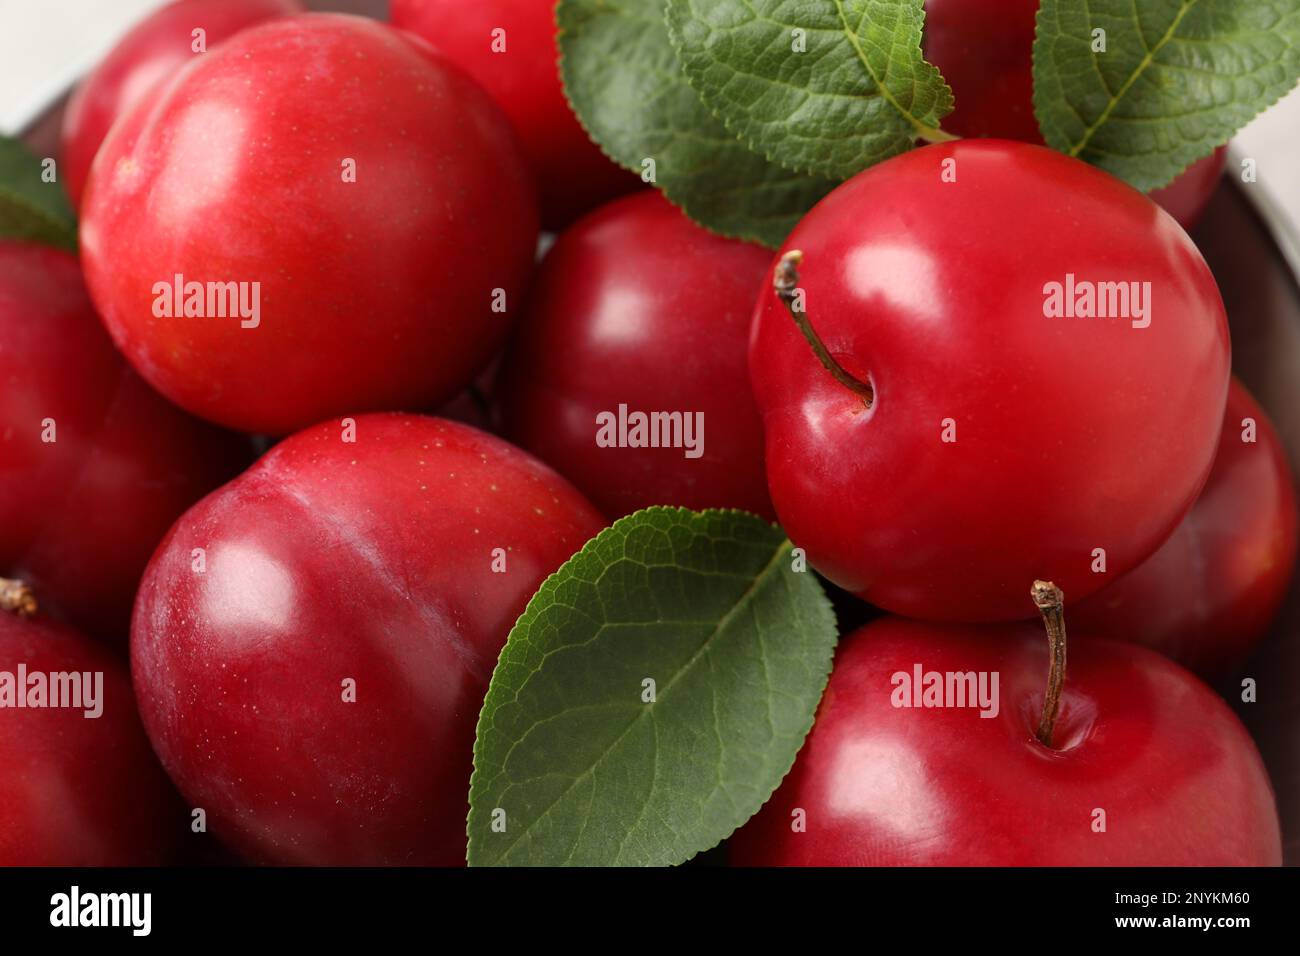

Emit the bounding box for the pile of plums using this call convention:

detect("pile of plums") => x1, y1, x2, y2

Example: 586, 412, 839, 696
1, 0, 1292, 867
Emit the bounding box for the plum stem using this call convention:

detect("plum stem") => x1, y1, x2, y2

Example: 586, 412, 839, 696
773, 251, 874, 407
1031, 580, 1067, 748
0, 578, 37, 618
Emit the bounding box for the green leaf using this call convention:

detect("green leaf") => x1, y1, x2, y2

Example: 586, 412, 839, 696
665, 0, 954, 181
0, 136, 77, 251
558, 0, 837, 248
467, 507, 838, 867
1034, 0, 1300, 191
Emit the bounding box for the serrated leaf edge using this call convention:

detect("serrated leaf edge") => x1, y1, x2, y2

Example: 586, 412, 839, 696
1031, 0, 1300, 191
664, 0, 956, 183
465, 506, 837, 867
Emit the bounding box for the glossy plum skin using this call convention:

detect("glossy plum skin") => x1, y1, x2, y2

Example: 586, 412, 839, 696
1074, 379, 1298, 678
497, 192, 773, 519
390, 0, 639, 229
131, 414, 606, 865
60, 0, 301, 209
729, 617, 1281, 866
0, 610, 183, 865
923, 0, 1228, 230
0, 242, 248, 643
80, 14, 539, 436
749, 140, 1230, 622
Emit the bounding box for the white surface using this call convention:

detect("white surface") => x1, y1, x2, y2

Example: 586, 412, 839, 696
1235, 87, 1300, 217
0, 0, 168, 134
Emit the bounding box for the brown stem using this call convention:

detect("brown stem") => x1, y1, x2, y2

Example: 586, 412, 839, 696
1031, 580, 1067, 748
0, 578, 37, 618
773, 251, 874, 406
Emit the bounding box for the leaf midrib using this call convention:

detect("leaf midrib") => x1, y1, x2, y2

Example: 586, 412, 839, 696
1066, 0, 1200, 157
477, 538, 793, 866
832, 0, 942, 140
